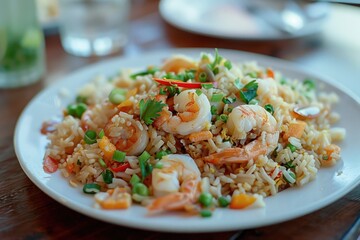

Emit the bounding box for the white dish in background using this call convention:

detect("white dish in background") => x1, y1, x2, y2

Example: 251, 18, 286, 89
14, 48, 360, 233
159, 0, 329, 40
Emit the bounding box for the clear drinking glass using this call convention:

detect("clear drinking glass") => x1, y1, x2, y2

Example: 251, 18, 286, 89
0, 0, 46, 88
59, 0, 130, 57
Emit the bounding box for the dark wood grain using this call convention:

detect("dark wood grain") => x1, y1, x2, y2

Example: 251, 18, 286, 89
1, 0, 359, 239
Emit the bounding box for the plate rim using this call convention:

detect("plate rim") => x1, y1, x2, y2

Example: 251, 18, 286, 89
14, 47, 360, 233
158, 0, 329, 41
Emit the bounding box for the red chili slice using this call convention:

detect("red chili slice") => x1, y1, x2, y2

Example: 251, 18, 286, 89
153, 78, 215, 89
111, 162, 130, 172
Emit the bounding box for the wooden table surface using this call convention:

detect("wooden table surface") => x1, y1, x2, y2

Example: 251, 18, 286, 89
1, 1, 359, 239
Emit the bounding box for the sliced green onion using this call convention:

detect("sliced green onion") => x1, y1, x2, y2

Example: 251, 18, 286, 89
130, 67, 159, 79
322, 155, 329, 160
287, 143, 297, 153
167, 86, 180, 97
102, 169, 114, 184
199, 72, 207, 82
303, 79, 316, 91
98, 129, 105, 139
280, 77, 287, 85
84, 130, 97, 144
222, 97, 236, 104
98, 158, 107, 168
249, 99, 259, 105
201, 53, 209, 61
284, 160, 295, 169
200, 209, 212, 218
109, 88, 126, 104
211, 93, 224, 102
224, 60, 232, 70
218, 114, 228, 123
139, 151, 152, 181
212, 67, 219, 75
264, 104, 274, 115
154, 161, 163, 169
195, 89, 203, 96
247, 72, 258, 78
226, 107, 233, 113
139, 151, 151, 162
83, 183, 101, 194
199, 192, 213, 207
130, 174, 141, 186
185, 70, 196, 80
155, 150, 169, 160
132, 182, 149, 196
201, 83, 213, 89
218, 196, 230, 208
208, 48, 222, 70
283, 170, 296, 184
113, 150, 126, 162
210, 105, 217, 115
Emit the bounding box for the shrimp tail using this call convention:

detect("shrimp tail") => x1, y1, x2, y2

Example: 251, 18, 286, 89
202, 132, 279, 164
147, 193, 192, 214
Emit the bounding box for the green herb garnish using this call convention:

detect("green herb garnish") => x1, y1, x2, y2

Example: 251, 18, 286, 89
239, 80, 258, 104
139, 99, 167, 125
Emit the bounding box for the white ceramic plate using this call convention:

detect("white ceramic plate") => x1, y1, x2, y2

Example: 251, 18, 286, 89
14, 48, 360, 233
159, 0, 329, 40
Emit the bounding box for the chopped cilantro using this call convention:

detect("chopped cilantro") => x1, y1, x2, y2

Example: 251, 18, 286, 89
139, 99, 166, 125
239, 80, 258, 104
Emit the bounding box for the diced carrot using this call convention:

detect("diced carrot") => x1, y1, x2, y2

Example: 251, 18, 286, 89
126, 88, 138, 99
43, 156, 58, 173
98, 136, 116, 161
66, 163, 75, 173
99, 191, 131, 209
324, 144, 341, 161
189, 130, 213, 142
230, 193, 256, 209
117, 99, 133, 112
266, 68, 275, 79
283, 121, 307, 140
99, 197, 131, 209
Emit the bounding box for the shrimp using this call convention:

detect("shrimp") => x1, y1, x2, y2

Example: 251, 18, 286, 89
104, 112, 149, 156
161, 55, 197, 73
203, 105, 279, 164
160, 89, 211, 135
147, 154, 201, 213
